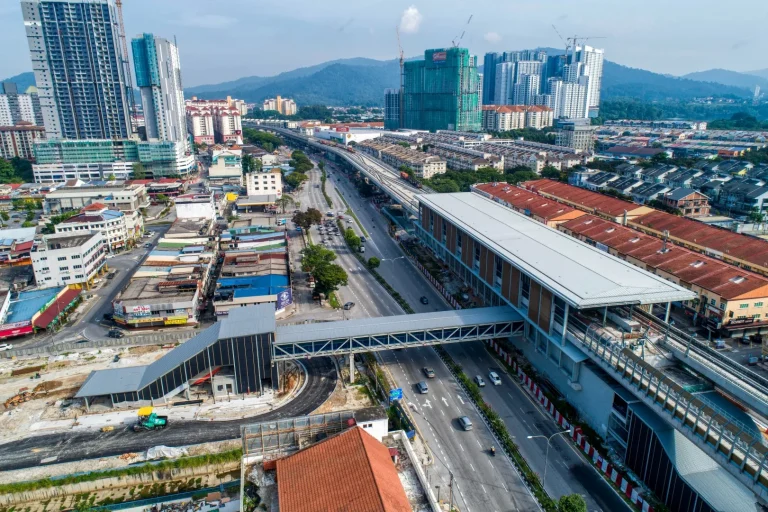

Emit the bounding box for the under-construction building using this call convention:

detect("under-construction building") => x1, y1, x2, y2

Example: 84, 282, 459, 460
403, 48, 481, 132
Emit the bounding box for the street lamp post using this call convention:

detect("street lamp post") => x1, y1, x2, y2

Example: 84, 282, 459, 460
527, 429, 570, 484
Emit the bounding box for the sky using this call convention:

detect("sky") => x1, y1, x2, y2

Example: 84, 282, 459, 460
1, 0, 766, 87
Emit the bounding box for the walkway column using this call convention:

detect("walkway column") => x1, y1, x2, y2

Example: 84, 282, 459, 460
602, 307, 608, 327
561, 304, 569, 344
349, 353, 355, 383
665, 302, 672, 324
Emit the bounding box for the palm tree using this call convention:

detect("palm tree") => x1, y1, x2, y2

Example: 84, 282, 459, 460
275, 194, 295, 214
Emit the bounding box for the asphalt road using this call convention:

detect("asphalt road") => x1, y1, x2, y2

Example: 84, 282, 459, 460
322, 159, 631, 511
0, 357, 337, 471
300, 163, 540, 512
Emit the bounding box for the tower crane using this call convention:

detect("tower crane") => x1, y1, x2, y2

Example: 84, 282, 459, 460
115, 0, 137, 133
396, 26, 405, 129
451, 14, 473, 48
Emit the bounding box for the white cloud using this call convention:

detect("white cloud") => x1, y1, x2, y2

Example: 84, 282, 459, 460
484, 32, 502, 43
400, 6, 423, 34
174, 14, 237, 29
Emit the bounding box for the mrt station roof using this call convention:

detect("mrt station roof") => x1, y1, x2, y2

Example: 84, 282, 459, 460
418, 193, 695, 309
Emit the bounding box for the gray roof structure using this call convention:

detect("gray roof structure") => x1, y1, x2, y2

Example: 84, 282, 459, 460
418, 193, 695, 308
275, 307, 520, 345
664, 187, 700, 201
76, 305, 276, 398
629, 403, 758, 512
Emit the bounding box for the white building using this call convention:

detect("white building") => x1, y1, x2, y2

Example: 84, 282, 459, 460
246, 168, 283, 197
54, 203, 142, 252
43, 181, 150, 215
208, 145, 243, 185
31, 231, 107, 289
175, 193, 216, 220
185, 97, 243, 144
0, 83, 42, 126
493, 62, 515, 105
570, 45, 604, 116
481, 105, 554, 131
132, 33, 187, 145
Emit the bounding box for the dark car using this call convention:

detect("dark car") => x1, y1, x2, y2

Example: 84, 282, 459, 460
343, 302, 355, 310
420, 296, 429, 305
108, 329, 124, 339
103, 313, 114, 322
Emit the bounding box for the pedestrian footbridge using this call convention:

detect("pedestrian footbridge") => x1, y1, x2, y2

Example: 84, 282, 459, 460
273, 307, 523, 360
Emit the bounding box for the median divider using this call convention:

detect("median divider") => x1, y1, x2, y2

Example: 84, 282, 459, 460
484, 339, 657, 512
433, 345, 556, 512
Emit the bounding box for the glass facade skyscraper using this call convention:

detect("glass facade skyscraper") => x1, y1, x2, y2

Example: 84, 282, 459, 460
132, 33, 187, 145
403, 48, 481, 132
21, 0, 133, 140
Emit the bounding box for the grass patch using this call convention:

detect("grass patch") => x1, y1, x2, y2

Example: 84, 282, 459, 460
328, 291, 341, 309
0, 449, 242, 495
321, 168, 333, 209
335, 192, 369, 237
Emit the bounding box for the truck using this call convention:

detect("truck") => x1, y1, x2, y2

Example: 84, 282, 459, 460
133, 406, 168, 432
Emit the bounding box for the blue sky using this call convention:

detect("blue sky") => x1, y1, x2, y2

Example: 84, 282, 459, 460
1, 0, 766, 86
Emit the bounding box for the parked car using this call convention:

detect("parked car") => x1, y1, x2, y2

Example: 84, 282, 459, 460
144, 243, 152, 248
113, 354, 121, 363
108, 329, 124, 339
420, 296, 429, 305
423, 367, 435, 378
106, 271, 117, 279
360, 236, 366, 243
0, 343, 13, 351
103, 313, 114, 322
488, 371, 502, 385
475, 375, 486, 387
343, 302, 355, 310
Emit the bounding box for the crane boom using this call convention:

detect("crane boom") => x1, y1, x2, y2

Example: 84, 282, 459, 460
115, 0, 136, 134
451, 14, 473, 47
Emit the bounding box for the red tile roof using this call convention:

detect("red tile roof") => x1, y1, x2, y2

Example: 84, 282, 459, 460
630, 210, 768, 271
33, 289, 81, 329
276, 427, 411, 512
82, 202, 107, 211
474, 183, 583, 221
521, 179, 648, 218
561, 215, 768, 300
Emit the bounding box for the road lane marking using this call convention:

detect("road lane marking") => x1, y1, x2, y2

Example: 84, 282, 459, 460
459, 444, 465, 452
469, 463, 476, 472
476, 439, 482, 448
442, 396, 449, 407
481, 484, 487, 494
423, 399, 432, 409
441, 409, 445, 416
457, 394, 465, 404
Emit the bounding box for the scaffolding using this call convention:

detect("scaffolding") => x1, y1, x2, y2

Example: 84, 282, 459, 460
403, 48, 481, 132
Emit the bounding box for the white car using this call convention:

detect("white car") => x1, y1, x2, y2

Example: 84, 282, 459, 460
488, 371, 502, 386
0, 343, 13, 351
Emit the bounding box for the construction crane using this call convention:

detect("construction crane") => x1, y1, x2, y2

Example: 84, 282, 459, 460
396, 26, 405, 129
567, 35, 606, 52
451, 14, 473, 48
115, 0, 137, 133
551, 24, 570, 52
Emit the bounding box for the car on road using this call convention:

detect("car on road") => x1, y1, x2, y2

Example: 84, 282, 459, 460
0, 343, 13, 351
417, 381, 429, 394
360, 236, 366, 243
144, 243, 152, 248
458, 416, 473, 431
103, 313, 114, 322
488, 371, 502, 386
106, 271, 117, 279
346, 218, 353, 224
343, 302, 355, 310
108, 329, 124, 339
420, 296, 429, 305
475, 375, 486, 387
423, 367, 435, 378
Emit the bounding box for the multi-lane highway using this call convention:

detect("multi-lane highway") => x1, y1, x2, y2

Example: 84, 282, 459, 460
308, 158, 630, 511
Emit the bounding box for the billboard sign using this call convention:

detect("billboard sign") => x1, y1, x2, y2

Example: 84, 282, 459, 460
131, 305, 151, 315
335, 126, 349, 132
164, 317, 187, 326
276, 289, 293, 311
432, 51, 447, 62
389, 388, 403, 402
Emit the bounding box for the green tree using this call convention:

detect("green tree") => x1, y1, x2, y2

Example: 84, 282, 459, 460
156, 194, 170, 205
21, 221, 34, 228
749, 208, 765, 223
318, 161, 325, 171
107, 173, 116, 181
242, 154, 255, 174
507, 170, 539, 184
430, 179, 461, 193
132, 162, 147, 179
292, 207, 323, 232
344, 228, 361, 252
285, 172, 308, 189
367, 256, 380, 269
313, 263, 348, 294
0, 212, 8, 222
540, 165, 561, 180
300, 244, 337, 273
9, 157, 33, 182
0, 159, 21, 184
275, 194, 295, 214
557, 494, 587, 512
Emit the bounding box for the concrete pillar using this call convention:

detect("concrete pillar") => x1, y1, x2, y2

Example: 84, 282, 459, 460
349, 353, 355, 383
561, 303, 569, 344
665, 302, 672, 324
602, 307, 608, 327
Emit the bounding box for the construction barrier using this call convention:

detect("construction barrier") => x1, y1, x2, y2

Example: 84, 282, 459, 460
486, 339, 655, 512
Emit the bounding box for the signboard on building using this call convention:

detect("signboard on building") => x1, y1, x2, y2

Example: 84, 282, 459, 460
276, 289, 293, 311
0, 320, 33, 339
432, 51, 447, 62
130, 305, 151, 315
389, 388, 403, 402
335, 126, 349, 133
164, 316, 188, 326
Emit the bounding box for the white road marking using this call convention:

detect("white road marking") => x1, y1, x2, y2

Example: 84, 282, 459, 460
442, 396, 449, 407
459, 444, 465, 452
481, 484, 487, 494
441, 409, 445, 416
423, 399, 432, 409
476, 439, 483, 448
469, 463, 476, 472
457, 394, 465, 405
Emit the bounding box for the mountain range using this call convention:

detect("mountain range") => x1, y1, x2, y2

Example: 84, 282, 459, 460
3, 57, 764, 109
